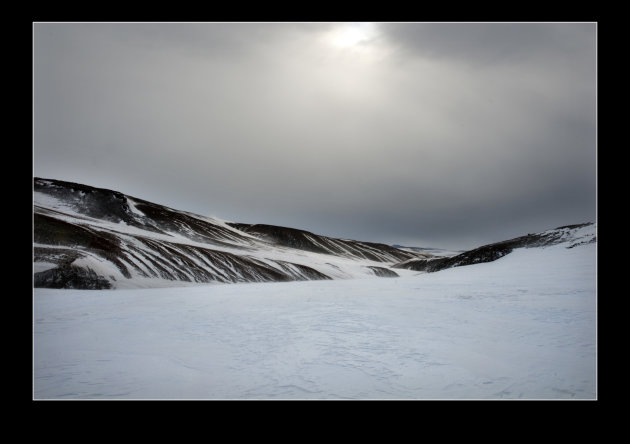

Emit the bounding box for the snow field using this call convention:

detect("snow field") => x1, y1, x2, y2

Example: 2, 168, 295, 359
33, 242, 596, 399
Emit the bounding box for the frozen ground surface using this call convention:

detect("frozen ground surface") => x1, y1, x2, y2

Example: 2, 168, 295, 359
33, 242, 596, 400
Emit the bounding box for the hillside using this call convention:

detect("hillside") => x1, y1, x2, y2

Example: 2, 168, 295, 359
393, 223, 596, 272
33, 178, 426, 289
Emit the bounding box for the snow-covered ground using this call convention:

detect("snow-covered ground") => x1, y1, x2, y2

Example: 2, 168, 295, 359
33, 241, 596, 399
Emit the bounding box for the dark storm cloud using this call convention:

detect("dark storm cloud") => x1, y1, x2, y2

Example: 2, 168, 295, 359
33, 22, 596, 250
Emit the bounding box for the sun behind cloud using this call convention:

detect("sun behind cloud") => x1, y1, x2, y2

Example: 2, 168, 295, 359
327, 23, 377, 49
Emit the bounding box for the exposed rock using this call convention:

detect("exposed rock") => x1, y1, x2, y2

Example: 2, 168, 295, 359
34, 266, 112, 290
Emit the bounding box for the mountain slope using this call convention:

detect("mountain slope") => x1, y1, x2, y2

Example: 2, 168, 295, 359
33, 178, 426, 289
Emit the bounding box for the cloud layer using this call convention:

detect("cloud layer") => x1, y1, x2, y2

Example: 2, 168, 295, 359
34, 22, 596, 249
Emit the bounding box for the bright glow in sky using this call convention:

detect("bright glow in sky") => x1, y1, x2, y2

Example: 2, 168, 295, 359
327, 23, 377, 48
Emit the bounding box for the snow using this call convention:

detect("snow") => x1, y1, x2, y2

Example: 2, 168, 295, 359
33, 241, 596, 399
33, 191, 79, 216
125, 198, 145, 217
33, 262, 57, 273
72, 252, 129, 281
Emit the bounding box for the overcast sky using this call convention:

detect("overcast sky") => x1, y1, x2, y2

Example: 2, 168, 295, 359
33, 22, 596, 250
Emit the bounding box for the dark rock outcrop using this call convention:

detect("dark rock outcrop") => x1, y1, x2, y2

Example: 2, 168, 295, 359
34, 266, 113, 290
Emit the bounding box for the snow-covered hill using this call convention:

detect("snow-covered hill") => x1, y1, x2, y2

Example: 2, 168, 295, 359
33, 178, 427, 289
